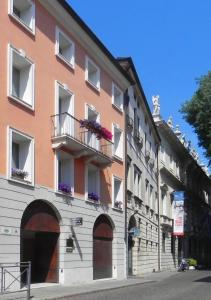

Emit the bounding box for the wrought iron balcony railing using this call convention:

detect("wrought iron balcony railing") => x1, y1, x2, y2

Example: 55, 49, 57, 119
51, 113, 113, 166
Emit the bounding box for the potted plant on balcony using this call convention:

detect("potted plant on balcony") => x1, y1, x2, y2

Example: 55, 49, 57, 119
88, 192, 99, 202
58, 183, 72, 195
12, 168, 28, 180
114, 201, 123, 209
80, 119, 112, 141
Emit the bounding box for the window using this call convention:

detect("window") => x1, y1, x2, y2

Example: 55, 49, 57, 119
55, 81, 74, 137
9, 0, 35, 34
134, 167, 141, 199
8, 45, 34, 109
154, 192, 158, 213
112, 82, 123, 111
145, 179, 149, 205
161, 145, 165, 163
113, 176, 123, 210
86, 164, 100, 202
162, 192, 167, 216
85, 56, 100, 90
56, 151, 74, 196
8, 128, 34, 185
55, 27, 75, 68
162, 232, 166, 253
113, 124, 123, 159
149, 185, 153, 208
86, 105, 100, 150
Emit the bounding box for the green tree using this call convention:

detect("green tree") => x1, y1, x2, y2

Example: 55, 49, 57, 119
180, 71, 211, 165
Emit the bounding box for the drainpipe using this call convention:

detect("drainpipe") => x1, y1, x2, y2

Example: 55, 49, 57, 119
157, 144, 161, 272
124, 90, 129, 278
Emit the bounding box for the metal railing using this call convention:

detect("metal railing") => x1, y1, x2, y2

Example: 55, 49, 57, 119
0, 262, 31, 299
51, 113, 113, 159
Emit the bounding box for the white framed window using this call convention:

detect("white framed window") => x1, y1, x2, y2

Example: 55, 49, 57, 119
113, 123, 123, 159
8, 0, 35, 34
149, 185, 153, 209
55, 27, 75, 69
8, 127, 34, 185
85, 104, 100, 150
112, 82, 123, 111
134, 166, 141, 199
85, 56, 100, 90
112, 176, 123, 210
161, 192, 167, 216
55, 150, 74, 196
55, 81, 74, 137
85, 164, 100, 202
8, 44, 35, 109
145, 179, 149, 206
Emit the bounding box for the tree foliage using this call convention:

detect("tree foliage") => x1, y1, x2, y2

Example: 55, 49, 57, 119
181, 71, 211, 165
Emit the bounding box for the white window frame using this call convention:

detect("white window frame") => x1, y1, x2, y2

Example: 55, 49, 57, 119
55, 151, 74, 197
8, 127, 34, 186
8, 0, 35, 34
85, 56, 100, 91
112, 123, 123, 160
112, 175, 123, 210
112, 82, 123, 112
8, 44, 35, 110
85, 164, 100, 202
55, 27, 75, 69
54, 81, 74, 137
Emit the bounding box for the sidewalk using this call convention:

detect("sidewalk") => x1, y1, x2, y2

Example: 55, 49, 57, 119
0, 270, 177, 300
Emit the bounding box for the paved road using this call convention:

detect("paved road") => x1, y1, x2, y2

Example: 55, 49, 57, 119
69, 271, 211, 300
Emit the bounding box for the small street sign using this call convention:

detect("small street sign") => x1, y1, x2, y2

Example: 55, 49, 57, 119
70, 217, 83, 226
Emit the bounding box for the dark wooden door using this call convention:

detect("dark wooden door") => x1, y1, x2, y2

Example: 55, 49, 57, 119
93, 238, 112, 279
21, 201, 60, 284
93, 215, 113, 280
34, 232, 59, 283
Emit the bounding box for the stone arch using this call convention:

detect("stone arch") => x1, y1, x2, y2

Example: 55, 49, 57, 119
93, 214, 114, 280
20, 200, 60, 284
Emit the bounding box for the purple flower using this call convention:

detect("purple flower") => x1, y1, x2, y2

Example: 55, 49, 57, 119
12, 168, 28, 178
88, 192, 99, 201
58, 183, 71, 194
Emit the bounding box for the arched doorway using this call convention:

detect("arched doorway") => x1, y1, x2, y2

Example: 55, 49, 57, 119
20, 200, 60, 284
93, 215, 113, 280
128, 215, 136, 276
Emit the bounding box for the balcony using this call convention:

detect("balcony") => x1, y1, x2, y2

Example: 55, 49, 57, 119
51, 113, 113, 167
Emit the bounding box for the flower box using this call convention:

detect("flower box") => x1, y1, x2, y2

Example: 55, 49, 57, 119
12, 168, 28, 180
114, 201, 123, 209
88, 192, 99, 202
58, 183, 72, 194
80, 119, 112, 141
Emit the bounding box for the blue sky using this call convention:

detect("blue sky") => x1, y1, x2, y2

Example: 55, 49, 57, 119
68, 0, 211, 168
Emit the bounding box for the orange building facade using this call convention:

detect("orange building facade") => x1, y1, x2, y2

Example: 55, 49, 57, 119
0, 0, 132, 286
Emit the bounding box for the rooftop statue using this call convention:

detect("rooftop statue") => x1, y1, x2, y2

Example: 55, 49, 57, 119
174, 125, 181, 137
167, 116, 173, 129
152, 95, 160, 115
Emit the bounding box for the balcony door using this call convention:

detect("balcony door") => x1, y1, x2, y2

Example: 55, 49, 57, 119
86, 106, 99, 150
57, 83, 73, 137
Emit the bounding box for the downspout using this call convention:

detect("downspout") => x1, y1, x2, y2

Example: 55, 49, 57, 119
157, 143, 161, 272
124, 89, 129, 278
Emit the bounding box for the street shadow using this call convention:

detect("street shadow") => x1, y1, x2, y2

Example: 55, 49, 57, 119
194, 276, 211, 283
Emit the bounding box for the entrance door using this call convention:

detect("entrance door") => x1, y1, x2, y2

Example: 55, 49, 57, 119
93, 215, 113, 280
21, 200, 60, 284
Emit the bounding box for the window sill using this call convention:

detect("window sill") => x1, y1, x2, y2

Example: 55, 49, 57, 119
85, 199, 100, 205
8, 95, 34, 111
8, 176, 34, 187
56, 53, 75, 70
112, 206, 123, 212
112, 103, 123, 114
9, 13, 35, 36
55, 190, 73, 198
86, 79, 100, 93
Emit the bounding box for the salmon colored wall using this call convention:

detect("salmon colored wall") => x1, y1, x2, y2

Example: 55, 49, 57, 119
0, 0, 124, 201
